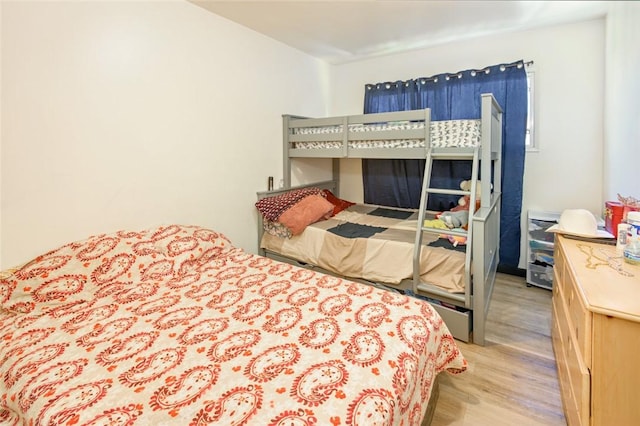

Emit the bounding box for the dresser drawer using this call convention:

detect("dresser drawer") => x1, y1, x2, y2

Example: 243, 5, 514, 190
553, 236, 640, 425
564, 324, 590, 425
553, 275, 590, 426
552, 301, 579, 426
563, 271, 592, 366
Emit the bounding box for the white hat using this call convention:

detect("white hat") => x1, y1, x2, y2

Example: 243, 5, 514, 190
547, 209, 614, 238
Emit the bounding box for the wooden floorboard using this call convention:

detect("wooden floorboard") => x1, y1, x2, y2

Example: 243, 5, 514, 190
432, 273, 566, 425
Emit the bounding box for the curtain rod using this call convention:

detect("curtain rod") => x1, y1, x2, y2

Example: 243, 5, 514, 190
458, 59, 533, 79
366, 60, 534, 89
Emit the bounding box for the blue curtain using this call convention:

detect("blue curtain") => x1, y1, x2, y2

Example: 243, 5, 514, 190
363, 60, 528, 268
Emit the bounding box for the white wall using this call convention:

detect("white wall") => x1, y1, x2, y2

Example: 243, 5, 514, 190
604, 2, 640, 200
329, 19, 606, 268
2, 2, 625, 273
0, 0, 330, 268
0, 2, 3, 266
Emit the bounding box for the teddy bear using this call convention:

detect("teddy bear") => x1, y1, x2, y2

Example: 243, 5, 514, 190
452, 179, 487, 212
428, 179, 491, 230
435, 179, 490, 229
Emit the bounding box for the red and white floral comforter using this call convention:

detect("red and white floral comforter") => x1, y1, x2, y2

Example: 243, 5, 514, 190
0, 225, 466, 425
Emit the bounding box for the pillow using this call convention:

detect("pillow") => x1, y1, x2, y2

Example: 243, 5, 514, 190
1, 246, 115, 315
322, 189, 356, 216
148, 224, 234, 271
278, 194, 334, 235
0, 225, 233, 314
255, 187, 324, 222
263, 220, 293, 239
0, 228, 166, 314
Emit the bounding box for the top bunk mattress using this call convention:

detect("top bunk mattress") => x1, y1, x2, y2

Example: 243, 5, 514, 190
290, 119, 481, 149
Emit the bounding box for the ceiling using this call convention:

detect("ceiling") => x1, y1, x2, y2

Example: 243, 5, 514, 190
191, 1, 609, 64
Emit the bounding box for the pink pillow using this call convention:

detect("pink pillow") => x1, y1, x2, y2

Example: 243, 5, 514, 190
278, 195, 334, 235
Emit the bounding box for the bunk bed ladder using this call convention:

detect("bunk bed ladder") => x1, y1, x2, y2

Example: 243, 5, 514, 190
412, 146, 480, 308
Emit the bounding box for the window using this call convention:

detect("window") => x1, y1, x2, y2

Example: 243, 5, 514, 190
525, 69, 536, 151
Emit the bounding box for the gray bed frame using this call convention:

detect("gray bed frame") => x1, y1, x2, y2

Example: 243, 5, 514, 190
257, 94, 503, 345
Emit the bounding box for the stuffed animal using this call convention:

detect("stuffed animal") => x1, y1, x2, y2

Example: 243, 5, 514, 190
455, 179, 489, 211
436, 179, 492, 229
460, 179, 482, 198
451, 195, 473, 212
438, 210, 469, 229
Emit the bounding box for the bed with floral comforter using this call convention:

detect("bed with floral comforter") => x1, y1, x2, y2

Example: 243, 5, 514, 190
0, 225, 466, 425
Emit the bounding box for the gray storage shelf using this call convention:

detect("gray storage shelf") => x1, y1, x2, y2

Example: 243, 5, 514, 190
526, 210, 560, 290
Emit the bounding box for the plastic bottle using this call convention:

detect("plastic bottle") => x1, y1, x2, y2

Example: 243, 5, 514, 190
617, 223, 631, 255
623, 211, 640, 265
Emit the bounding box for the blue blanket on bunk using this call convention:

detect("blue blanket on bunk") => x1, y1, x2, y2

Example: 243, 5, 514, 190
368, 207, 414, 220
327, 223, 387, 239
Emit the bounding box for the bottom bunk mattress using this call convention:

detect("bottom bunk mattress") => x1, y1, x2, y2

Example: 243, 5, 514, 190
261, 204, 468, 293
0, 224, 466, 425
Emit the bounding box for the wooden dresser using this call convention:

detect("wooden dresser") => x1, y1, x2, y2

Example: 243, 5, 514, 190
552, 235, 640, 425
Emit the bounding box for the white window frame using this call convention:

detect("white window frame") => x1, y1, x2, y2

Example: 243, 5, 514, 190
525, 69, 537, 151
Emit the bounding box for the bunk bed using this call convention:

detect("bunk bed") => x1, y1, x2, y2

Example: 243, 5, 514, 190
256, 93, 503, 345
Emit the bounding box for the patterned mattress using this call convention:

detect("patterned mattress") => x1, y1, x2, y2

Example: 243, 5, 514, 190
291, 119, 481, 149
0, 224, 466, 425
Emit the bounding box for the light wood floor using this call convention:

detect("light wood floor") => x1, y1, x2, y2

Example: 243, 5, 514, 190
432, 273, 566, 426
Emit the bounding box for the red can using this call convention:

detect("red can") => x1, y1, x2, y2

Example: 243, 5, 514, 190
605, 201, 624, 235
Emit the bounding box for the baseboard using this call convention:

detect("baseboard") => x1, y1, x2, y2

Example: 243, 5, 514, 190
497, 264, 526, 277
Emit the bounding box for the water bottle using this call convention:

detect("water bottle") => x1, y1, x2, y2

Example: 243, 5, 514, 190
617, 223, 630, 255
623, 211, 640, 265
